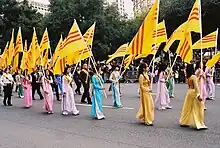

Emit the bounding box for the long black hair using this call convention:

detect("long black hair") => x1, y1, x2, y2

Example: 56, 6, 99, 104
186, 64, 195, 78
138, 63, 147, 77
63, 66, 70, 75
158, 63, 167, 75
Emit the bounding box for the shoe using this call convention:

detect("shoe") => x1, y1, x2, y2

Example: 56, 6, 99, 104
81, 101, 87, 104
158, 107, 166, 110
33, 98, 36, 100
73, 112, 79, 116
144, 122, 153, 126
62, 111, 68, 116
88, 102, 92, 105
166, 105, 172, 109
8, 104, 13, 106
48, 111, 53, 114
20, 96, 24, 98
40, 98, 43, 100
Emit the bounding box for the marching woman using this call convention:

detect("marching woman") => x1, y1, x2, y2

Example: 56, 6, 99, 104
195, 62, 207, 109
42, 70, 54, 114
180, 64, 207, 130
16, 69, 24, 98
21, 69, 32, 108
155, 63, 172, 110
205, 67, 215, 100
62, 66, 79, 116
136, 63, 154, 126
91, 66, 105, 120
109, 66, 123, 108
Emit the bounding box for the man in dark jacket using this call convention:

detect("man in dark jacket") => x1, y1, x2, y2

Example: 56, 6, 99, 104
79, 64, 92, 104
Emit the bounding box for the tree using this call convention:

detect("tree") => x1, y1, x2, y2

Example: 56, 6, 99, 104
0, 0, 43, 51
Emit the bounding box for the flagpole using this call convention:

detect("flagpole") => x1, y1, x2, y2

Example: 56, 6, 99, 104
151, 0, 160, 87
199, 0, 203, 68
75, 20, 107, 98
213, 28, 218, 82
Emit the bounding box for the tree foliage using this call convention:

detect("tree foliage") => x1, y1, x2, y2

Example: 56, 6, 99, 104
1, 0, 220, 60
0, 0, 43, 50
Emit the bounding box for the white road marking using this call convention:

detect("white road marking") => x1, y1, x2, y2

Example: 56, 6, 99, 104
76, 103, 134, 110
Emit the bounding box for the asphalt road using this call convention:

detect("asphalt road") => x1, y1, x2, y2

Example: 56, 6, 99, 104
0, 83, 219, 148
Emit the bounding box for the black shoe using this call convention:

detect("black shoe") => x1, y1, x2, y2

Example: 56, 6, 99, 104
81, 101, 87, 104
40, 98, 43, 100
8, 104, 13, 106
33, 98, 36, 100
88, 102, 92, 105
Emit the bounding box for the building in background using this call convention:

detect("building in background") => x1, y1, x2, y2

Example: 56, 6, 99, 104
106, 0, 134, 19
132, 0, 153, 14
17, 0, 50, 16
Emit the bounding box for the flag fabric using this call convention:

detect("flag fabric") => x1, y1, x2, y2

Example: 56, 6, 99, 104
67, 23, 96, 64
53, 57, 66, 75
135, 45, 158, 59
1, 42, 9, 68
127, 0, 159, 56
20, 40, 28, 71
40, 28, 50, 53
176, 32, 193, 63
13, 27, 23, 71
7, 29, 14, 66
163, 22, 187, 52
83, 23, 95, 47
153, 20, 167, 46
206, 52, 220, 68
42, 49, 49, 68
50, 35, 63, 69
124, 55, 135, 69
56, 20, 87, 60
186, 0, 201, 33
192, 30, 217, 49
32, 28, 41, 66
106, 43, 128, 64
27, 43, 35, 74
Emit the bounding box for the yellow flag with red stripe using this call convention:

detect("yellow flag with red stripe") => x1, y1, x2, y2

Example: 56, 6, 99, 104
127, 0, 159, 56
192, 30, 217, 49
56, 20, 87, 60
40, 28, 50, 53
124, 55, 135, 69
83, 23, 95, 47
152, 20, 167, 47
1, 42, 9, 68
176, 32, 193, 63
163, 22, 187, 52
106, 43, 128, 64
20, 40, 28, 71
50, 35, 63, 69
32, 28, 41, 67
13, 27, 23, 71
186, 0, 201, 33
206, 52, 220, 68
7, 29, 14, 66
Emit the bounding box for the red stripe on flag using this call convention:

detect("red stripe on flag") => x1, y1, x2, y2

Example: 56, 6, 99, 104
204, 35, 216, 39
140, 23, 145, 54
68, 31, 78, 36
182, 45, 191, 60
153, 28, 165, 33
202, 39, 216, 43
66, 34, 81, 42
63, 37, 82, 48
136, 32, 139, 55
153, 33, 166, 38
188, 17, 199, 21
179, 39, 188, 56
153, 30, 165, 36
190, 12, 199, 17
203, 37, 216, 41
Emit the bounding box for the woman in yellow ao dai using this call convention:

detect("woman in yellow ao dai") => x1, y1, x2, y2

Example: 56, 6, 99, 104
179, 64, 207, 130
136, 63, 154, 126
